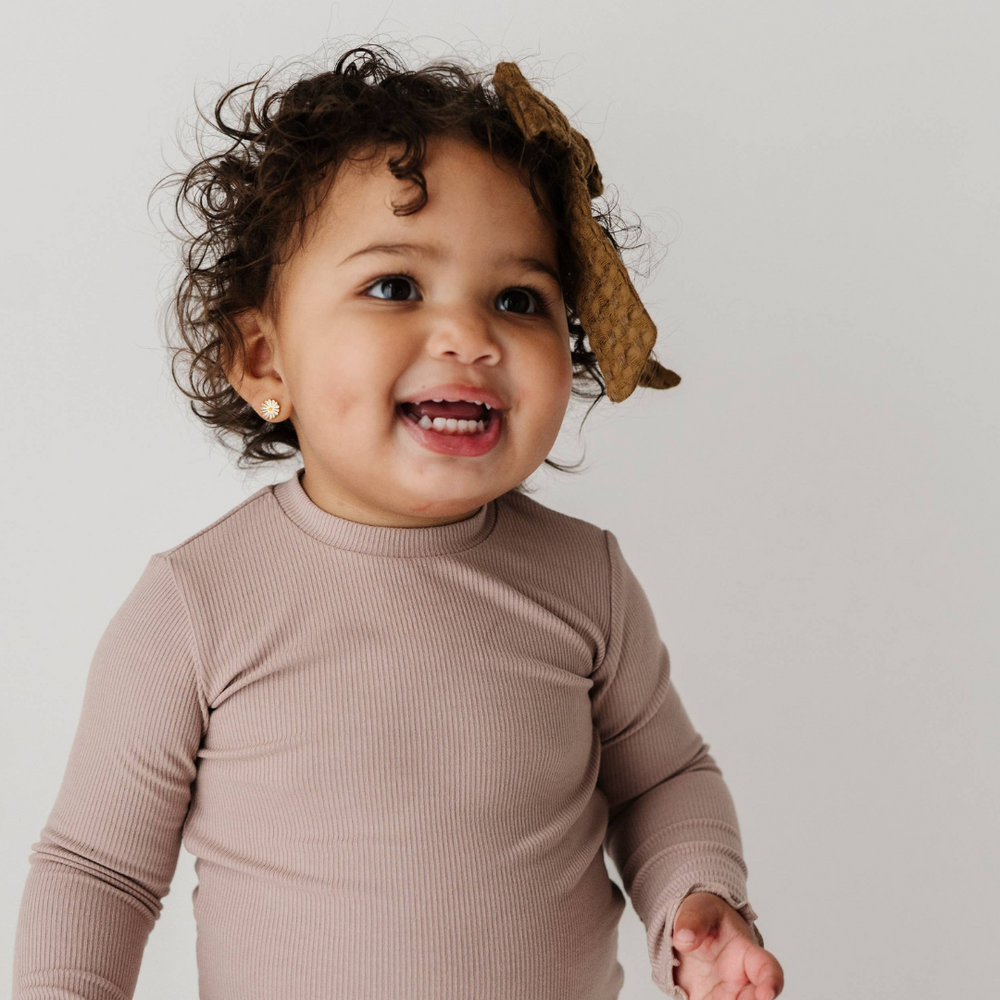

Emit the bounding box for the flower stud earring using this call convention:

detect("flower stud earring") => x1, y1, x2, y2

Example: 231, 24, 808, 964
260, 398, 281, 421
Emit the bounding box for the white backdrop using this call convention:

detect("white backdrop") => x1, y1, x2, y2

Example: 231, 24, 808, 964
3, 2, 997, 997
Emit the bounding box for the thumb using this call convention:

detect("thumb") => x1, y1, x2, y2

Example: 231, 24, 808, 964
672, 895, 716, 952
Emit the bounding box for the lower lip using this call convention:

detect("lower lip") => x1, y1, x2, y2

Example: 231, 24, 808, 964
396, 405, 503, 457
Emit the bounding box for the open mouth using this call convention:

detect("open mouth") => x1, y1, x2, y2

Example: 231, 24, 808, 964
397, 399, 498, 435
396, 399, 504, 456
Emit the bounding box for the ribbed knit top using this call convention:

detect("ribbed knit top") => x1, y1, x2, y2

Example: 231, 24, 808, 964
13, 467, 762, 1000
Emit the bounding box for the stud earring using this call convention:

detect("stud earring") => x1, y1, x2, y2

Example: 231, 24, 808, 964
260, 398, 281, 421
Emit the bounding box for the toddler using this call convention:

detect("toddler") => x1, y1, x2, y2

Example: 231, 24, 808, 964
12, 43, 784, 1000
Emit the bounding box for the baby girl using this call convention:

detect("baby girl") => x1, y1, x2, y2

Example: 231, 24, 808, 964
13, 43, 785, 1000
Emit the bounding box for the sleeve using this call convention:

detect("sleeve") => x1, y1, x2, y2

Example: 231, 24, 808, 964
12, 553, 209, 1000
592, 529, 764, 999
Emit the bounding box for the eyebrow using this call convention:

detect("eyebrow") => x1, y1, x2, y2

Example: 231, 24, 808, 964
340, 241, 562, 287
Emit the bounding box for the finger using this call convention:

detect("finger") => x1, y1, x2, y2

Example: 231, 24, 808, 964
671, 895, 721, 952
744, 946, 784, 998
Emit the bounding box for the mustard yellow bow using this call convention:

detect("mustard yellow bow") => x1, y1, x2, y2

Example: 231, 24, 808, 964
492, 61, 680, 403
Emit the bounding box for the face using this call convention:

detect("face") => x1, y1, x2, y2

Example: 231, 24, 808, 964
230, 132, 574, 527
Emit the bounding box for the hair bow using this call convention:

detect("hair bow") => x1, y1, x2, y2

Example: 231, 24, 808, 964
492, 61, 680, 403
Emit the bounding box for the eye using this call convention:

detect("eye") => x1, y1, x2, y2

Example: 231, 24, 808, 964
496, 286, 551, 315
363, 274, 420, 301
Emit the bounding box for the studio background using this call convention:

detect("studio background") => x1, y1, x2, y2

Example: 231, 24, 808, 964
3, 2, 997, 997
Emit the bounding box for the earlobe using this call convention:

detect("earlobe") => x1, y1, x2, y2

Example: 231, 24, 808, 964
259, 398, 282, 421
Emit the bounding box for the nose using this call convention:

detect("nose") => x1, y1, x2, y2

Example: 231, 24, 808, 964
423, 302, 502, 366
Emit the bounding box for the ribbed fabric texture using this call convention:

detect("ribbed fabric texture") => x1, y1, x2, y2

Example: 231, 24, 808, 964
13, 466, 762, 1000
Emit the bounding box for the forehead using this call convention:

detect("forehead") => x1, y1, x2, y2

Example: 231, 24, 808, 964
304, 132, 557, 252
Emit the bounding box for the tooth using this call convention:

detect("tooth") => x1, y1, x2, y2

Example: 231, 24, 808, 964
414, 413, 493, 435
432, 397, 444, 402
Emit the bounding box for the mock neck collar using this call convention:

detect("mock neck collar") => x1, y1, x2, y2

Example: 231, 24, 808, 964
271, 467, 498, 557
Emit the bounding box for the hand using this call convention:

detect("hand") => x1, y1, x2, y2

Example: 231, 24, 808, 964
670, 891, 784, 1000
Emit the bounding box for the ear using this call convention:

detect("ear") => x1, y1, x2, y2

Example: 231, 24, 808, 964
225, 308, 290, 419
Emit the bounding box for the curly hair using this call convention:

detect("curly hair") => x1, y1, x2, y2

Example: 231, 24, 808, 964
152, 43, 654, 492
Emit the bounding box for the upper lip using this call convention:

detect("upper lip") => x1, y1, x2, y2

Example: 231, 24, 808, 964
398, 383, 507, 411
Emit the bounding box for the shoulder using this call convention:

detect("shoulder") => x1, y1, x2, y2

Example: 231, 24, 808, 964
496, 487, 606, 543
492, 488, 614, 584
489, 491, 626, 650
108, 481, 276, 609
153, 482, 278, 561
145, 479, 295, 614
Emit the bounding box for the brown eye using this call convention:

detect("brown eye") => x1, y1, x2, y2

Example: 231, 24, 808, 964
365, 275, 419, 301
496, 288, 539, 314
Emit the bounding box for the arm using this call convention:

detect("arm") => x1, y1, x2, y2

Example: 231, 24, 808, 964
12, 554, 208, 1000
592, 530, 763, 997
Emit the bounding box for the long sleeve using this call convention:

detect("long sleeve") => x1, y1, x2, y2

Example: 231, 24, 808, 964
592, 530, 764, 998
12, 554, 208, 1000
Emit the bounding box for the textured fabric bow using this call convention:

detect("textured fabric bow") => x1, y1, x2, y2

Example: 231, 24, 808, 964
492, 61, 681, 403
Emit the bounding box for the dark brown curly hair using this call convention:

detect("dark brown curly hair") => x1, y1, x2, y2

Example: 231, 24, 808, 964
152, 43, 654, 492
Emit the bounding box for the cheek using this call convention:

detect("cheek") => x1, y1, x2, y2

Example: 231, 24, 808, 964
536, 329, 574, 388
289, 330, 398, 420
515, 334, 574, 422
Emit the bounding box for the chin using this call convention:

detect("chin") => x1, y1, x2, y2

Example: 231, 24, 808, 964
395, 482, 495, 516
